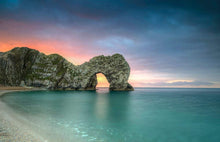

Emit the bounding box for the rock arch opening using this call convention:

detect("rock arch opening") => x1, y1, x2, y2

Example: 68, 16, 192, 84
0, 47, 134, 91
96, 73, 110, 88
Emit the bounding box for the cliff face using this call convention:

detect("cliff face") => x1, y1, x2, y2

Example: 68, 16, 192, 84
0, 47, 134, 91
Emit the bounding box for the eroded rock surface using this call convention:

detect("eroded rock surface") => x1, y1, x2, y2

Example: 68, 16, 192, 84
0, 47, 134, 91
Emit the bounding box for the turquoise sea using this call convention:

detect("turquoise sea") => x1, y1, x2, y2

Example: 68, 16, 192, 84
1, 88, 220, 142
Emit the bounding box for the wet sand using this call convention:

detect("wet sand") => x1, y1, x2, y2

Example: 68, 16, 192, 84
0, 87, 45, 142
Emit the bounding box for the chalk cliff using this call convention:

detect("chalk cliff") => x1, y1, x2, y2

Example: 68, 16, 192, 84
0, 47, 134, 91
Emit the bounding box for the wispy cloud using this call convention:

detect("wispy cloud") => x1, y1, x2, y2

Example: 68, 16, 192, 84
0, 0, 220, 87
96, 36, 134, 48
138, 80, 215, 87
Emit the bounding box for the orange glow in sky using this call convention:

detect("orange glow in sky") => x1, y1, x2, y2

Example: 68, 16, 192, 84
0, 2, 219, 89
0, 42, 92, 65
96, 73, 110, 87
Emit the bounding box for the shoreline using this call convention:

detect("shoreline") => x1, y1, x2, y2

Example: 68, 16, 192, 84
0, 87, 45, 142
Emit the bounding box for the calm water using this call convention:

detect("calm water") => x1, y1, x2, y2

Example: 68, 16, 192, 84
1, 88, 220, 142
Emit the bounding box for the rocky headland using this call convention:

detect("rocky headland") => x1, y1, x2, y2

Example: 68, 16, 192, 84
0, 47, 134, 91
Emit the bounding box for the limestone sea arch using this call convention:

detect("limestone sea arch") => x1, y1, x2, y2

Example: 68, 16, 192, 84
0, 47, 134, 91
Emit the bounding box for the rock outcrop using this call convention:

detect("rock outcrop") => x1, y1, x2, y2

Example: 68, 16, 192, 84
0, 47, 134, 91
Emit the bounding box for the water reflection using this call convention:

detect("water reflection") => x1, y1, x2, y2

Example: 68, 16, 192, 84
2, 89, 220, 142
96, 87, 110, 94
94, 92, 110, 120
94, 89, 132, 127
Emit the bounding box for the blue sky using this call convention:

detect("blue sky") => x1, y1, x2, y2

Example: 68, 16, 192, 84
0, 0, 220, 87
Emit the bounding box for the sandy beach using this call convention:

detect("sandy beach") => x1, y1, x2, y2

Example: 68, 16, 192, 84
0, 87, 45, 142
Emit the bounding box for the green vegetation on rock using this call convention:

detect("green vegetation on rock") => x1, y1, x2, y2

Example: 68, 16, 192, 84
0, 47, 134, 91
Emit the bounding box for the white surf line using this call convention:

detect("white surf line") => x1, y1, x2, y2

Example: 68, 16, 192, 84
0, 90, 48, 142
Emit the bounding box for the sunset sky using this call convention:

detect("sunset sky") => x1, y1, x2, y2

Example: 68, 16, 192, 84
0, 0, 220, 87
